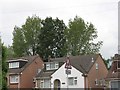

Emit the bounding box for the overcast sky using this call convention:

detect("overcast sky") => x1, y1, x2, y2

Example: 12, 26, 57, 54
0, 0, 119, 59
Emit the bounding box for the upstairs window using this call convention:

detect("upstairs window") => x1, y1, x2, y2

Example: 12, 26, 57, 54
9, 62, 19, 68
68, 77, 77, 85
46, 62, 59, 70
10, 75, 19, 83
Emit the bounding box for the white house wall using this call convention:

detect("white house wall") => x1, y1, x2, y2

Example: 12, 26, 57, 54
51, 63, 84, 88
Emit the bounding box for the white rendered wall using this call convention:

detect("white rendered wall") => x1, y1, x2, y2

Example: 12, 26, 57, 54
51, 63, 84, 89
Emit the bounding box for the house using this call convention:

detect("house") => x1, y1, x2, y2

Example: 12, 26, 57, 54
35, 54, 108, 89
106, 54, 120, 88
7, 55, 44, 89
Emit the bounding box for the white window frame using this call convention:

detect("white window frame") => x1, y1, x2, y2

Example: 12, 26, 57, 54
40, 79, 51, 88
9, 62, 19, 69
68, 77, 77, 86
10, 75, 19, 83
46, 63, 50, 70
40, 80, 44, 88
96, 63, 98, 70
55, 62, 59, 69
46, 62, 59, 70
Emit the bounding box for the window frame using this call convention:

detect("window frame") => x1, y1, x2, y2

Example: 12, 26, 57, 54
9, 62, 19, 69
10, 75, 19, 84
40, 79, 51, 88
46, 62, 59, 70
68, 77, 77, 86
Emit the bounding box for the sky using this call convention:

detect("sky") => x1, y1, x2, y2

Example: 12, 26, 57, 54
0, 0, 119, 59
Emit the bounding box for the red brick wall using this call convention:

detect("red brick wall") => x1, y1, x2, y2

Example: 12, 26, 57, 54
8, 56, 44, 88
87, 55, 108, 88
20, 57, 44, 88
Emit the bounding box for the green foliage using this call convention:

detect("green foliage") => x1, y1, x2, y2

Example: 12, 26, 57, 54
12, 15, 103, 61
37, 17, 67, 61
13, 15, 42, 57
104, 58, 111, 70
13, 26, 26, 57
65, 16, 103, 55
6, 46, 16, 59
2, 44, 8, 90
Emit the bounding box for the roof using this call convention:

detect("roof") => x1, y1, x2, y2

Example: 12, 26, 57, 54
7, 59, 28, 62
8, 55, 40, 74
106, 54, 120, 80
51, 54, 100, 73
106, 70, 120, 80
36, 68, 55, 79
36, 54, 100, 78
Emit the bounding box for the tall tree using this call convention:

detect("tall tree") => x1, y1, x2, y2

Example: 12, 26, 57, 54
13, 15, 42, 56
6, 46, 15, 58
37, 17, 67, 61
1, 44, 8, 90
13, 26, 26, 57
65, 16, 103, 55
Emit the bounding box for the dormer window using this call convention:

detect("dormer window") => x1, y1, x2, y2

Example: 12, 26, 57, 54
46, 62, 59, 70
117, 61, 120, 69
9, 62, 19, 68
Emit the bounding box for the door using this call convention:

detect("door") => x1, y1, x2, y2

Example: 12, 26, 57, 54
54, 79, 61, 90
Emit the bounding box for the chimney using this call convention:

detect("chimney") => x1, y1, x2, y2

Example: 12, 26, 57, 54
113, 54, 120, 61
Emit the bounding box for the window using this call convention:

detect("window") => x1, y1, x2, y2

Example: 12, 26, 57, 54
68, 77, 77, 85
46, 64, 50, 70
55, 63, 59, 69
40, 79, 50, 88
95, 79, 98, 85
46, 62, 59, 70
96, 63, 98, 70
44, 79, 50, 88
9, 62, 19, 68
117, 61, 120, 69
51, 63, 55, 69
10, 75, 19, 83
40, 80, 44, 88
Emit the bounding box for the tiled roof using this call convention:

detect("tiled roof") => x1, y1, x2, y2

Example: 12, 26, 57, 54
8, 55, 40, 74
51, 54, 99, 73
36, 68, 56, 79
36, 54, 100, 78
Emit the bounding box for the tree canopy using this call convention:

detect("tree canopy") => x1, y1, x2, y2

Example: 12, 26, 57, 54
1, 43, 8, 90
65, 16, 103, 56
37, 17, 66, 61
13, 15, 42, 57
12, 15, 103, 61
